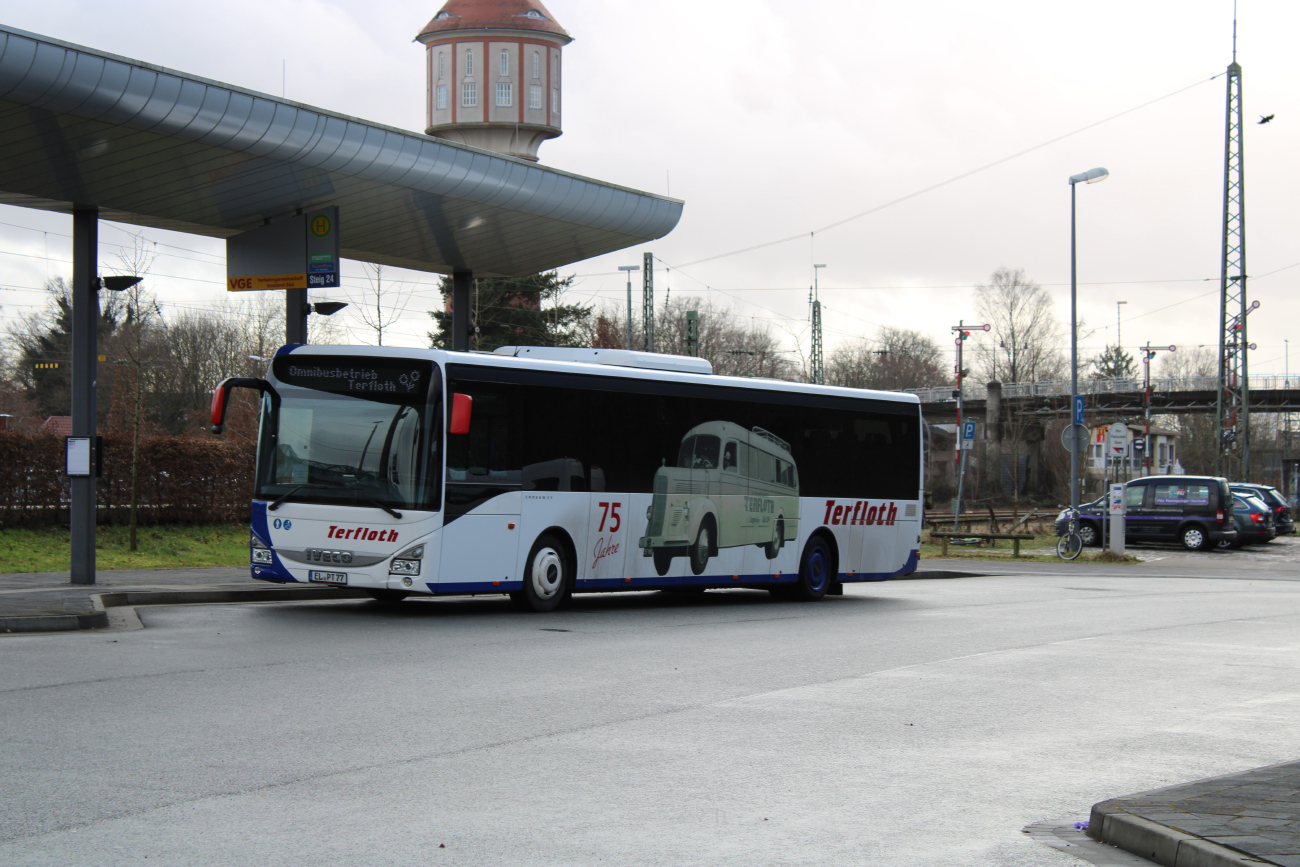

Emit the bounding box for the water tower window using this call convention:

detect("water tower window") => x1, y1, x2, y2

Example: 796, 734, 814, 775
529, 84, 541, 110
496, 82, 512, 107
532, 51, 540, 80
465, 49, 474, 77
500, 50, 509, 77
462, 82, 477, 107
436, 84, 447, 110
438, 52, 445, 80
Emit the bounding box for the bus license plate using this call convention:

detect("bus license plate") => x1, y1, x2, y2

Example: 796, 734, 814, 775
309, 571, 348, 585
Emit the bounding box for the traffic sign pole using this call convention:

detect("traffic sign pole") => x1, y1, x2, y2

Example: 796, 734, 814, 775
949, 323, 988, 531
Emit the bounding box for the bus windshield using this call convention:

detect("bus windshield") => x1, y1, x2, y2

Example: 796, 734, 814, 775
677, 434, 720, 470
255, 356, 441, 511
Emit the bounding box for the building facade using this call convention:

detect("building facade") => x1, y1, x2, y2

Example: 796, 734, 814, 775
416, 0, 572, 162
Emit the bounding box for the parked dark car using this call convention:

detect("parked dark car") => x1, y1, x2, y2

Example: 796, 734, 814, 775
1054, 475, 1237, 551
1230, 483, 1294, 536
1217, 491, 1276, 549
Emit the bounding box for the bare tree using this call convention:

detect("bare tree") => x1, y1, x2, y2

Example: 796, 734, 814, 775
350, 263, 412, 346
108, 233, 161, 552
827, 326, 943, 391
1156, 347, 1218, 475
972, 268, 1070, 507
973, 267, 1068, 383
653, 297, 798, 379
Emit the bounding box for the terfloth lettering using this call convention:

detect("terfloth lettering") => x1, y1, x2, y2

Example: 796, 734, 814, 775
822, 500, 899, 526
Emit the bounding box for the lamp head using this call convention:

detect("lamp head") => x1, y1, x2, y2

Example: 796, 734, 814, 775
99, 275, 144, 292
1069, 167, 1109, 185
310, 301, 348, 316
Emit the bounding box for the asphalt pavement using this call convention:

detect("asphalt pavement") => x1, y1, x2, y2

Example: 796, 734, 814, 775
2, 539, 1300, 864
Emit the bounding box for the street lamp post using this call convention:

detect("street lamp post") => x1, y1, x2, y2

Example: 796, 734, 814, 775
618, 264, 640, 349
1069, 167, 1108, 518
1116, 300, 1127, 358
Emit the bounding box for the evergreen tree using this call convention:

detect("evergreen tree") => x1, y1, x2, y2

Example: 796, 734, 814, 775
11, 278, 125, 418
1091, 344, 1137, 379
427, 272, 591, 352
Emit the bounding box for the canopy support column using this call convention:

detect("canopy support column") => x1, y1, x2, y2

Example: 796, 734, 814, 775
286, 287, 308, 345
70, 208, 99, 586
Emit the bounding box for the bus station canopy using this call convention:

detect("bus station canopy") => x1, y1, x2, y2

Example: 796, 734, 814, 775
0, 24, 682, 277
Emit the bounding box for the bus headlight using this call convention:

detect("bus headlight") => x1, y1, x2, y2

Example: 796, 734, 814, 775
251, 533, 274, 564
389, 544, 424, 576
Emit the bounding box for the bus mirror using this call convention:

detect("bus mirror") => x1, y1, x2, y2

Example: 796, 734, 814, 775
210, 384, 231, 434
450, 393, 473, 435
210, 377, 274, 435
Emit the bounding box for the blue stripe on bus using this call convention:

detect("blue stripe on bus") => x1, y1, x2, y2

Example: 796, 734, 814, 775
249, 501, 297, 582
420, 556, 918, 596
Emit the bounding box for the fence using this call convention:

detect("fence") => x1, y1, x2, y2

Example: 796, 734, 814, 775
0, 431, 255, 527
906, 374, 1296, 405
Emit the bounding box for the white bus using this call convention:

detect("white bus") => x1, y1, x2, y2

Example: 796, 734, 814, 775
211, 345, 923, 612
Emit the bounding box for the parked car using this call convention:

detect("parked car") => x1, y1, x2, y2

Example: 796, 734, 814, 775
1217, 491, 1276, 549
1230, 483, 1294, 536
1054, 475, 1238, 551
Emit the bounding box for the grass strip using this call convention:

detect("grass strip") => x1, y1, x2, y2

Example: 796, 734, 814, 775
0, 524, 249, 573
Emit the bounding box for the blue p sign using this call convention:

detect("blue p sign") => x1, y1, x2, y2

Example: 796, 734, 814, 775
1073, 396, 1085, 425
962, 420, 977, 441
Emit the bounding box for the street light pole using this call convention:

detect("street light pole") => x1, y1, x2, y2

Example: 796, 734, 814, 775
1068, 167, 1108, 517
1116, 300, 1127, 357
950, 321, 989, 531
618, 264, 640, 349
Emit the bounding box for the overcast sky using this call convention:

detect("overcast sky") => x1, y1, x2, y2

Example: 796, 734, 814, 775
1, 0, 1297, 382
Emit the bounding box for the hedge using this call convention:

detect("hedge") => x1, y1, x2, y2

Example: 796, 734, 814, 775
0, 431, 255, 527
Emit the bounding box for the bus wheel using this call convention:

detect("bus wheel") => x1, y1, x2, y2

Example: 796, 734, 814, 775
520, 534, 570, 613
689, 518, 714, 576
366, 589, 408, 605
765, 520, 784, 560
795, 536, 832, 601
652, 548, 674, 577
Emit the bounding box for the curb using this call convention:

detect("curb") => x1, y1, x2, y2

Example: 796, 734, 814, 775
0, 586, 371, 634
1088, 800, 1270, 866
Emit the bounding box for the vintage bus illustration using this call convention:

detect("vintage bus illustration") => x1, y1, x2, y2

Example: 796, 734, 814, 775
638, 421, 800, 576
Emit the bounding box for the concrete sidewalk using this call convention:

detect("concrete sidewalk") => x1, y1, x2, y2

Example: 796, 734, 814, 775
1089, 760, 1300, 866
0, 567, 367, 633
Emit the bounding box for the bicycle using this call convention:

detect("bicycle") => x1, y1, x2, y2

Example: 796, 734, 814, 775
1056, 508, 1084, 561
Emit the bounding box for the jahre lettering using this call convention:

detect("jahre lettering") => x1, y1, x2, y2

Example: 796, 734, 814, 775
591, 536, 620, 571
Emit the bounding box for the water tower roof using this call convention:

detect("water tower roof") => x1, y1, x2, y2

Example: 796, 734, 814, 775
418, 0, 570, 41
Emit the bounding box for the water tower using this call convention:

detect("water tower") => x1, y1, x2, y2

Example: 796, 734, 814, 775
417, 0, 572, 162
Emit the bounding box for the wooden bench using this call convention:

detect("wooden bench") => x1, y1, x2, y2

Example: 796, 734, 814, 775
928, 531, 1037, 558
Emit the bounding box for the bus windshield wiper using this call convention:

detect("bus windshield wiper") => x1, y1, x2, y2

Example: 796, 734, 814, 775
267, 483, 328, 511
358, 497, 403, 519
268, 486, 401, 518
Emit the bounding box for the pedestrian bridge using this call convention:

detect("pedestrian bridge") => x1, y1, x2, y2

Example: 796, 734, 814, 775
910, 375, 1300, 422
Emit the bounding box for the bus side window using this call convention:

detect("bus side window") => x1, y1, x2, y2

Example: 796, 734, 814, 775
723, 441, 738, 471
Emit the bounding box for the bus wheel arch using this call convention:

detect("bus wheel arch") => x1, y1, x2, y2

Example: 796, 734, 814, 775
513, 529, 576, 612
795, 532, 837, 601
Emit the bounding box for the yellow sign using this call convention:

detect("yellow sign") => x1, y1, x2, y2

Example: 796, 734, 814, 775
228, 274, 307, 291
309, 213, 332, 238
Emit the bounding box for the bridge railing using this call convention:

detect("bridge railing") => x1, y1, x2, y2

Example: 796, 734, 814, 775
906, 374, 1295, 404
